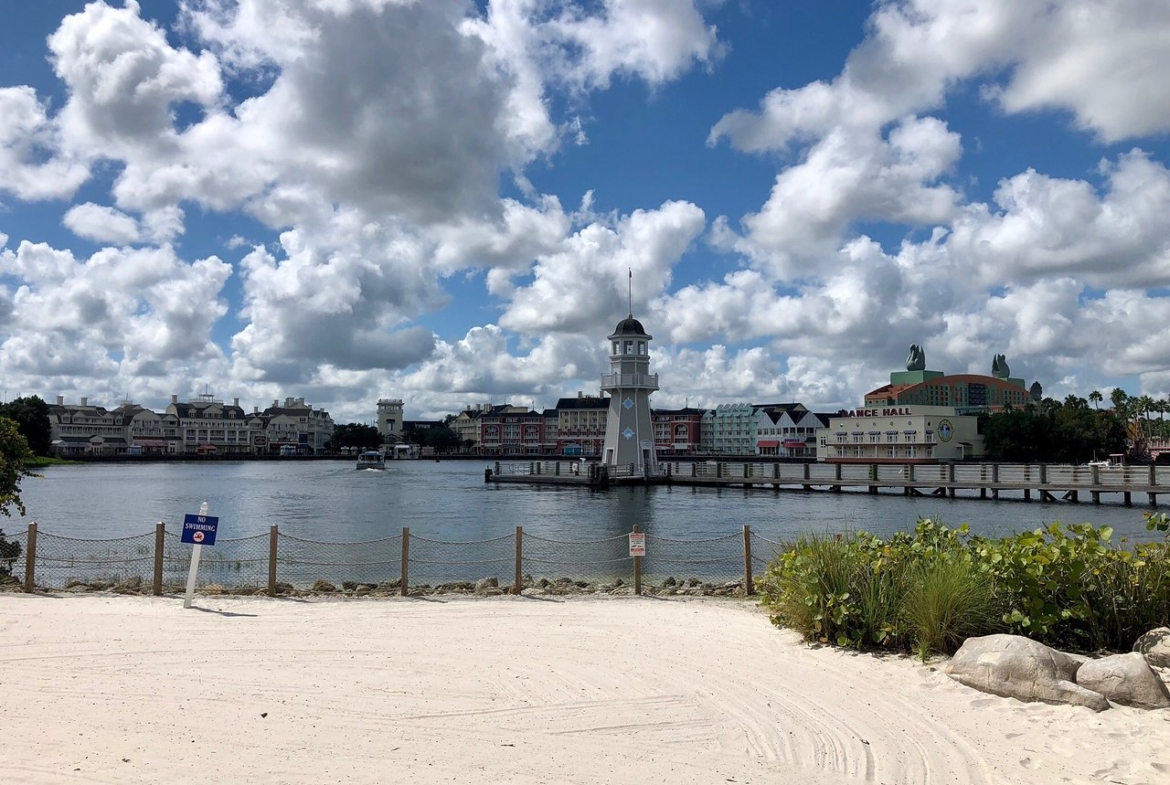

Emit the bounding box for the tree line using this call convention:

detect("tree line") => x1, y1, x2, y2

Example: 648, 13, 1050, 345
979, 388, 1166, 464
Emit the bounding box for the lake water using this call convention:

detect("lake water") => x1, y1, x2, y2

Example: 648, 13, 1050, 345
10, 459, 1163, 545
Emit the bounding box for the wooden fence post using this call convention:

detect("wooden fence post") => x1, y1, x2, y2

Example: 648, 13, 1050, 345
743, 524, 753, 595
401, 527, 410, 597
632, 523, 641, 596
23, 522, 36, 593
514, 526, 523, 595
268, 525, 278, 597
153, 522, 165, 596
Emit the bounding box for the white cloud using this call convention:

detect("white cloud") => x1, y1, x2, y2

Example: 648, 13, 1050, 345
402, 326, 604, 399
728, 116, 962, 270
497, 200, 706, 334
993, 0, 1170, 142
711, 0, 1170, 152
0, 87, 90, 200
0, 240, 231, 386
50, 0, 223, 158
229, 211, 444, 381
63, 202, 142, 244
941, 151, 1170, 289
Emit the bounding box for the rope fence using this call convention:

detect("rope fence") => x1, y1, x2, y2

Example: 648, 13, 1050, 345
2, 522, 782, 598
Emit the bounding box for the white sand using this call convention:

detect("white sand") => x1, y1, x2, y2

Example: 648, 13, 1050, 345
2, 594, 1168, 785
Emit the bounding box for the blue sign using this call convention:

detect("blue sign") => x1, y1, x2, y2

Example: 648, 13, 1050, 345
181, 514, 220, 546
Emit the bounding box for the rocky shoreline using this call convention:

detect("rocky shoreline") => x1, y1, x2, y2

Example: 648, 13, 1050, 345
3, 573, 748, 598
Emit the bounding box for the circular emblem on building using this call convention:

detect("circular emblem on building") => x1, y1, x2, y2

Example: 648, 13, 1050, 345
623, 397, 634, 410
938, 419, 954, 442
622, 427, 635, 440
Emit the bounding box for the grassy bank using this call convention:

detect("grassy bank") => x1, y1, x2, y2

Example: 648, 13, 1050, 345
757, 516, 1170, 659
26, 456, 82, 468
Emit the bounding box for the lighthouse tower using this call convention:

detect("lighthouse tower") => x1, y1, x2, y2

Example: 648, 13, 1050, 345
600, 311, 659, 477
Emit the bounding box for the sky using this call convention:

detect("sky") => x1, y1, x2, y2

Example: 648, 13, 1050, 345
2, 0, 1170, 424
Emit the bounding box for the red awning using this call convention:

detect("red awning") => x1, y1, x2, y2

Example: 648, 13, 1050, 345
783, 440, 807, 448
757, 440, 780, 447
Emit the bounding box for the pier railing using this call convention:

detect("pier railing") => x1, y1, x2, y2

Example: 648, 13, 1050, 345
4, 523, 779, 598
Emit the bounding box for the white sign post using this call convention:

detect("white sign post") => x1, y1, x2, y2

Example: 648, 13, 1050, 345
628, 532, 646, 557
183, 501, 210, 609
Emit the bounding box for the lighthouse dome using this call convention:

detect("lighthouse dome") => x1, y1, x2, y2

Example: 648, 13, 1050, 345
612, 315, 648, 337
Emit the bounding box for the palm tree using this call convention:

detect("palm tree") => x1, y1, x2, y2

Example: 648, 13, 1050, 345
1138, 395, 1156, 441
1110, 387, 1129, 412
1089, 390, 1103, 410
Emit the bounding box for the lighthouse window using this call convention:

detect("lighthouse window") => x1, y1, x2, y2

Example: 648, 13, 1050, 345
623, 340, 634, 354
612, 341, 619, 354
638, 341, 646, 354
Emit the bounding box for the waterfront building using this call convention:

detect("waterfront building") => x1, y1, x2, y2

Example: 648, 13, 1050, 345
452, 403, 544, 454
652, 407, 705, 455
377, 399, 404, 443
708, 402, 758, 455
754, 405, 829, 457
48, 391, 328, 456
166, 392, 252, 455
48, 396, 132, 455
477, 405, 544, 455
555, 393, 608, 456
815, 405, 983, 463
600, 313, 659, 475
541, 408, 559, 453
451, 405, 484, 447
864, 347, 1037, 413
252, 397, 335, 454
117, 401, 180, 455
700, 409, 715, 453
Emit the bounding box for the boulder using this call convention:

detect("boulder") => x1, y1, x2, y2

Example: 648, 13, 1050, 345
1134, 628, 1170, 669
1076, 652, 1170, 709
474, 577, 498, 592
311, 579, 336, 593
945, 634, 1110, 712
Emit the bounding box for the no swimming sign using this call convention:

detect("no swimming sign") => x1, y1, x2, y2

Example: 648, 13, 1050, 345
181, 514, 220, 546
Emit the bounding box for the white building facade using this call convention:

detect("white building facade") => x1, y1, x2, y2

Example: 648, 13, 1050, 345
815, 405, 983, 463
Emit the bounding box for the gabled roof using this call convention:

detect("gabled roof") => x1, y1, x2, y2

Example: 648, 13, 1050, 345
555, 396, 608, 409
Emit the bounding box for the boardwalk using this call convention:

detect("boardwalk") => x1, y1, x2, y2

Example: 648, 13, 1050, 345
489, 460, 1170, 507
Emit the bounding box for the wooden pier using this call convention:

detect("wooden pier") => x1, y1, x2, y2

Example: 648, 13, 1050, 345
487, 460, 1170, 506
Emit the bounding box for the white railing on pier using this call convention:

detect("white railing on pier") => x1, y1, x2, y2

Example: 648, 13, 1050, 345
496, 459, 1170, 493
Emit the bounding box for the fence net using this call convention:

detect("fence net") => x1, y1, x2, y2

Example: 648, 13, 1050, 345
749, 531, 788, 582
408, 533, 516, 591
163, 531, 270, 591
29, 530, 155, 589
277, 532, 404, 590
522, 533, 632, 588
7, 525, 779, 595
643, 532, 744, 587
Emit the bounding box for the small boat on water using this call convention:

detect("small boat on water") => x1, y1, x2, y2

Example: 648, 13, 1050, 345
1087, 453, 1126, 469
356, 450, 386, 470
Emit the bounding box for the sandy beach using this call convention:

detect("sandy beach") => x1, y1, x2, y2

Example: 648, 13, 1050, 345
1, 593, 1167, 785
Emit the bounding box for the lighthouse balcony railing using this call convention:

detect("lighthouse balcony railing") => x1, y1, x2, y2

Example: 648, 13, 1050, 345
600, 372, 659, 389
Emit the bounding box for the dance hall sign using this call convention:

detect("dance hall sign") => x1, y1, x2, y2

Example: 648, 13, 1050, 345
843, 405, 953, 418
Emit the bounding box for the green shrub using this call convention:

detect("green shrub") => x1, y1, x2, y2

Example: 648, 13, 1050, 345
902, 558, 1001, 659
757, 532, 910, 649
758, 517, 1170, 657
0, 528, 21, 576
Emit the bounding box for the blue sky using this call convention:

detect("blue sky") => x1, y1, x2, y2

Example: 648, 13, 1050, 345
2, 0, 1170, 423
